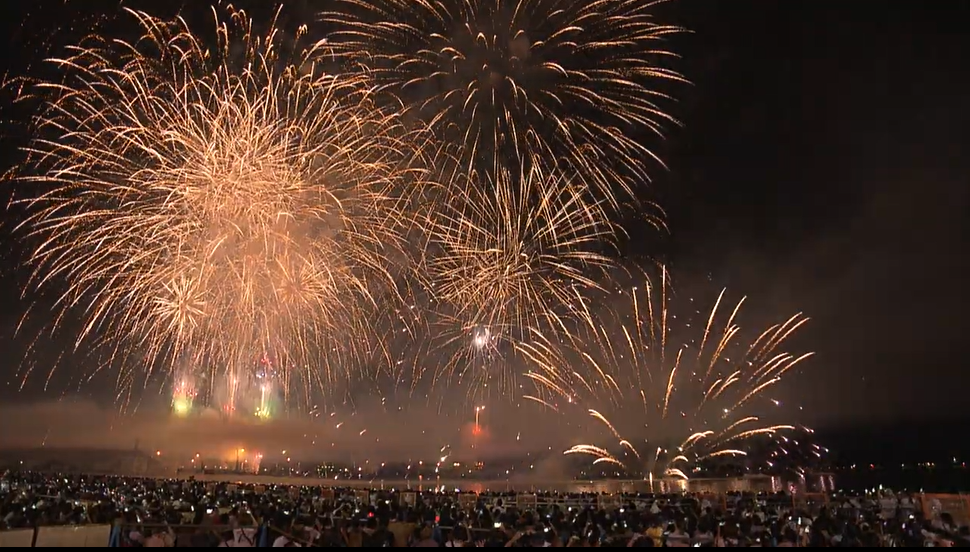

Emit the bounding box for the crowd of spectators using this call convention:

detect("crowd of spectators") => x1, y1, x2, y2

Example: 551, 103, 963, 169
2, 471, 969, 547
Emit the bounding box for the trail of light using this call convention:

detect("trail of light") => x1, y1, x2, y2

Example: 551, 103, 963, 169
523, 395, 559, 413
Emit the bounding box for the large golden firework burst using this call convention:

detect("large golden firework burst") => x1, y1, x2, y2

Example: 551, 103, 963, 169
16, 6, 425, 404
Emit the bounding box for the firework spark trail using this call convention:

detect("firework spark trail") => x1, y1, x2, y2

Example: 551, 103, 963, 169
322, 0, 685, 222
422, 165, 612, 402
551, 265, 815, 480
15, 5, 427, 407
763, 427, 828, 477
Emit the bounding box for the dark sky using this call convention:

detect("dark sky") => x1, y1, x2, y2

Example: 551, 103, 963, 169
652, 0, 970, 426
0, 0, 968, 455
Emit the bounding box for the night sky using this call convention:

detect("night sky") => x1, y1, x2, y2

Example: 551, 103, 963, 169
657, 1, 970, 427
0, 0, 967, 458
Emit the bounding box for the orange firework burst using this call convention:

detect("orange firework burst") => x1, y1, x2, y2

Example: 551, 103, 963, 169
421, 165, 613, 403
322, 0, 685, 223
14, 5, 426, 405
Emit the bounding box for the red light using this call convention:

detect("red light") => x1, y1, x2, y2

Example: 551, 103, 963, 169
368, 512, 374, 519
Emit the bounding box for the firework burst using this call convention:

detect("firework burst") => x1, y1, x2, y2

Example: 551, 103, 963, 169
526, 265, 814, 481
15, 5, 424, 406
422, 165, 612, 402
322, 0, 685, 221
